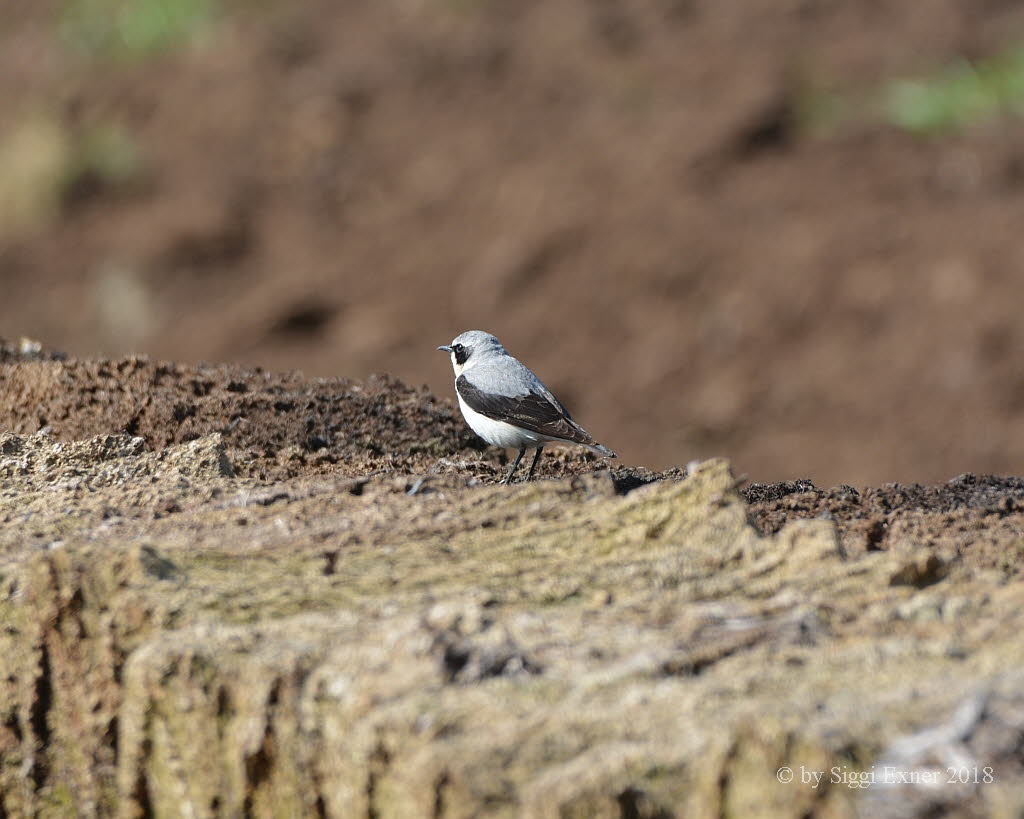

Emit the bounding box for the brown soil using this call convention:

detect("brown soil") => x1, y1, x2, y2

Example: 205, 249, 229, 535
0, 340, 671, 486
5, 1, 1024, 485
744, 473, 1024, 578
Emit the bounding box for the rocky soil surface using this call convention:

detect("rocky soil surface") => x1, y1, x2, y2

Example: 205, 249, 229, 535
2, 344, 1024, 817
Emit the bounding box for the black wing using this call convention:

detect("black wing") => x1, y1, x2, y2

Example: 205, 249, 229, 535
456, 375, 596, 446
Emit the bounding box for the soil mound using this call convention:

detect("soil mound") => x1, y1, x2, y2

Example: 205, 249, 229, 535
1, 344, 660, 485
0, 347, 461, 480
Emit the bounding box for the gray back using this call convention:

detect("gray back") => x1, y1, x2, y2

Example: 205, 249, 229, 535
455, 332, 572, 417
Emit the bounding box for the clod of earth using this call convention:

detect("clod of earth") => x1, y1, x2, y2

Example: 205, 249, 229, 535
1, 349, 1024, 817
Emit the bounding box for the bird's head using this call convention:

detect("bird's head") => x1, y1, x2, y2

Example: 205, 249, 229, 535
437, 330, 505, 376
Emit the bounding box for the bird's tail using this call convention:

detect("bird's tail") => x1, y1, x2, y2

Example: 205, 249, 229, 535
587, 442, 617, 458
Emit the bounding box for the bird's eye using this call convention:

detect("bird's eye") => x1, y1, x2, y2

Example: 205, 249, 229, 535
452, 344, 464, 353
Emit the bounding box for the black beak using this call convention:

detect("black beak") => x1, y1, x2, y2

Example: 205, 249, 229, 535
437, 345, 453, 353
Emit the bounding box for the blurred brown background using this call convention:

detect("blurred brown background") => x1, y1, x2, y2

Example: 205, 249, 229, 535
3, 0, 1024, 485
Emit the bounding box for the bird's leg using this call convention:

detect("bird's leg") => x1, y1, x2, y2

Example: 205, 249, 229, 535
503, 448, 526, 485
526, 446, 544, 481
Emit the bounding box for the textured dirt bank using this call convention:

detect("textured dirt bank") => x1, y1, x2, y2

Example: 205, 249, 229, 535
1, 351, 1023, 817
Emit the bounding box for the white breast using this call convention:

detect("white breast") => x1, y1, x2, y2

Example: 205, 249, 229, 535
457, 394, 545, 450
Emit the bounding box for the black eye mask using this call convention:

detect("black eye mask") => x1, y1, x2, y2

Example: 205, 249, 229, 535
453, 345, 469, 365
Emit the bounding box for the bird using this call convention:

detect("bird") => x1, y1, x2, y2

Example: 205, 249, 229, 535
437, 330, 616, 484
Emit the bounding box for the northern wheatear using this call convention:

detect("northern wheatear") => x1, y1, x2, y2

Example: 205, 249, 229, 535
438, 330, 615, 484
